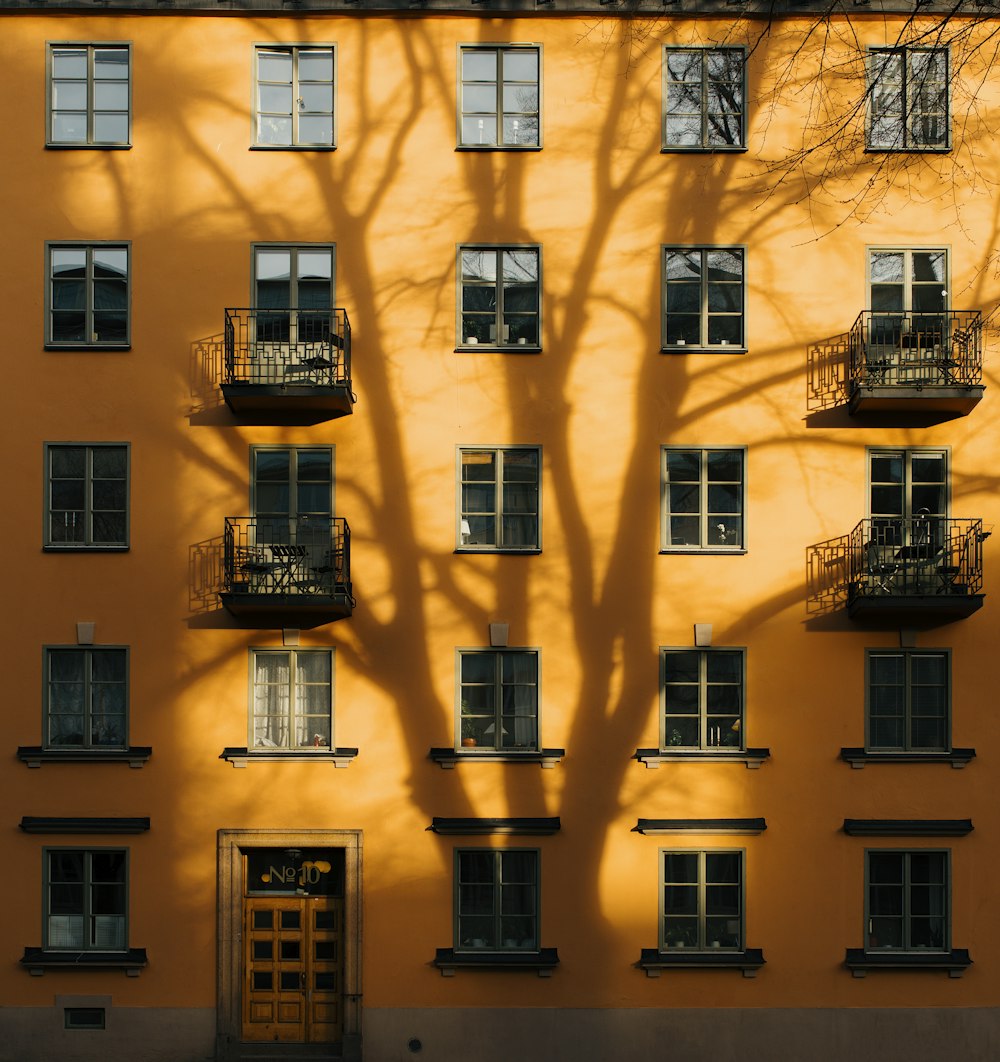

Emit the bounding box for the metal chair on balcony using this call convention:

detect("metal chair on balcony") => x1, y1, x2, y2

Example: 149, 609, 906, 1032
864, 540, 898, 593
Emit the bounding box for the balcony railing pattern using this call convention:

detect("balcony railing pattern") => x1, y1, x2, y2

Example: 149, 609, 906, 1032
222, 516, 352, 599
848, 310, 982, 391
847, 517, 984, 603
224, 308, 352, 389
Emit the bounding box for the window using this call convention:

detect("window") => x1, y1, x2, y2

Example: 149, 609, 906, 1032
459, 45, 539, 148
458, 649, 538, 752
867, 650, 949, 753
459, 447, 540, 550
48, 43, 130, 147
869, 447, 947, 544
253, 245, 335, 344
661, 447, 744, 550
661, 648, 744, 751
662, 47, 745, 150
45, 849, 127, 951
867, 48, 949, 151
255, 46, 335, 147
45, 444, 129, 549
45, 647, 128, 750
47, 243, 130, 347
866, 850, 948, 951
251, 649, 333, 750
662, 247, 745, 350
455, 849, 538, 951
458, 247, 540, 349
661, 850, 743, 951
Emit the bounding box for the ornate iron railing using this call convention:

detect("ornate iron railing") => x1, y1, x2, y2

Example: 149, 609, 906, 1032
847, 516, 984, 602
222, 516, 352, 599
223, 308, 352, 389
848, 310, 982, 390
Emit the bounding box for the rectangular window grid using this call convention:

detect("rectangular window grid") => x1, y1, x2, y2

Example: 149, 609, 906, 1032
459, 247, 540, 348
456, 849, 538, 951
661, 850, 743, 951
252, 649, 333, 750
663, 47, 745, 150
459, 46, 539, 147
868, 48, 949, 151
45, 444, 129, 548
662, 648, 744, 751
867, 650, 949, 753
662, 447, 743, 550
663, 247, 744, 349
49, 44, 130, 146
48, 243, 129, 346
459, 447, 539, 550
46, 849, 127, 952
46, 647, 128, 750
867, 850, 948, 951
255, 46, 335, 148
459, 649, 538, 751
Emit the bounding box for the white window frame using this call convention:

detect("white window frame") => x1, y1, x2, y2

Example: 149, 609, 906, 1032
457, 245, 541, 351
457, 44, 541, 150
454, 848, 540, 952
253, 44, 337, 149
44, 847, 128, 952
865, 649, 950, 754
249, 647, 334, 752
456, 647, 540, 753
46, 242, 131, 348
660, 446, 746, 552
47, 42, 131, 148
44, 646, 129, 751
661, 46, 746, 152
867, 47, 950, 152
44, 443, 130, 550
660, 647, 746, 753
662, 246, 746, 352
457, 446, 541, 552
660, 848, 745, 952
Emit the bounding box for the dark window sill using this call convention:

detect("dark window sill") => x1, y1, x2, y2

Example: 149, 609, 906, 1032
433, 947, 558, 977
44, 344, 132, 352
456, 145, 543, 153
18, 746, 151, 768
661, 346, 747, 356
430, 747, 564, 769
22, 948, 147, 976
659, 548, 747, 556
634, 748, 769, 770
454, 547, 541, 555
455, 346, 541, 355
660, 146, 748, 154
46, 143, 132, 150
250, 144, 337, 151
845, 948, 970, 978
841, 747, 975, 769
639, 947, 765, 977
220, 747, 358, 768
864, 146, 951, 154
634, 818, 766, 836
20, 817, 149, 834
842, 818, 973, 837
43, 545, 130, 552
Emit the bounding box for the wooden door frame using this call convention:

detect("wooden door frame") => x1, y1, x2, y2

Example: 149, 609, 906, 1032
216, 829, 362, 1061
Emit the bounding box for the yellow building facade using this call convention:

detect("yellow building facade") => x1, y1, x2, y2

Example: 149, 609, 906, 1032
3, 3, 1000, 1059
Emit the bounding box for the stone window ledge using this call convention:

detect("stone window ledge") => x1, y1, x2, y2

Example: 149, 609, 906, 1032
840, 747, 975, 769
638, 947, 765, 978
433, 948, 559, 977
18, 746, 151, 768
635, 747, 769, 769
845, 948, 971, 978
429, 747, 564, 769
21, 948, 147, 977
221, 747, 358, 768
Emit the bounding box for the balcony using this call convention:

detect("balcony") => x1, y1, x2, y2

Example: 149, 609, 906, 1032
221, 308, 354, 416
847, 311, 983, 415
847, 517, 985, 622
220, 516, 354, 621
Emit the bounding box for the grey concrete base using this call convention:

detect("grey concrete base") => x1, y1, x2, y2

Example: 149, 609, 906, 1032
363, 1007, 1000, 1062
0, 1006, 215, 1062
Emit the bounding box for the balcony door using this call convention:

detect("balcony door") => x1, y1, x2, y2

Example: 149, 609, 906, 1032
868, 249, 948, 377
253, 245, 335, 382
869, 449, 947, 549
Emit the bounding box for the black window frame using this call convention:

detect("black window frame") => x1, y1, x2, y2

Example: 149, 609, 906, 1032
47, 42, 132, 149
662, 46, 747, 152
454, 847, 540, 953
867, 47, 950, 152
457, 44, 541, 150
457, 245, 541, 352
661, 647, 746, 753
458, 446, 541, 552
44, 443, 130, 551
661, 446, 745, 552
253, 44, 337, 150
46, 241, 131, 349
866, 648, 950, 754
457, 648, 540, 753
865, 848, 950, 953
44, 646, 129, 752
662, 246, 746, 352
43, 847, 129, 953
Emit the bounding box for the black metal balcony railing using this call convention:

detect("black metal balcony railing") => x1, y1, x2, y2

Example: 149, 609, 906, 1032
221, 516, 353, 614
847, 516, 984, 610
848, 311, 982, 391
223, 308, 352, 390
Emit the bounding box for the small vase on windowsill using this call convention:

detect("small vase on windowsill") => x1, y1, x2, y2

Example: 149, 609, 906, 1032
461, 737, 477, 748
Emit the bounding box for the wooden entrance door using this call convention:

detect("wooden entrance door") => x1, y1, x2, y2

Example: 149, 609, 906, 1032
242, 895, 343, 1043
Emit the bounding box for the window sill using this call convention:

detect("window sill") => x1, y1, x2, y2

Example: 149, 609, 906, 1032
433, 947, 558, 977
660, 146, 748, 154
840, 747, 975, 769
456, 145, 542, 153
429, 747, 564, 769
220, 747, 358, 768
44, 344, 132, 352
46, 143, 132, 150
20, 817, 149, 834
659, 548, 747, 556
638, 947, 765, 977
453, 547, 542, 555
863, 146, 951, 154
634, 748, 769, 769
249, 144, 337, 151
21, 948, 147, 976
43, 544, 130, 552
661, 346, 747, 355
18, 746, 151, 768
845, 948, 970, 978
455, 345, 541, 355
